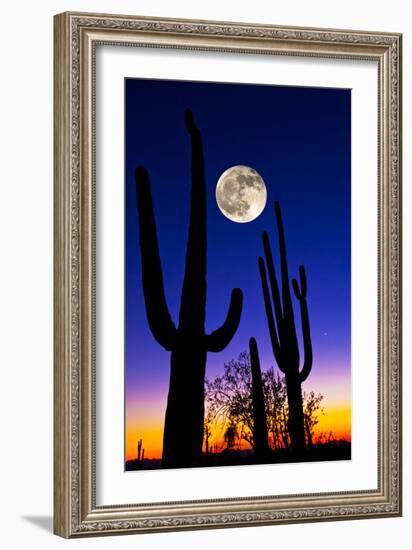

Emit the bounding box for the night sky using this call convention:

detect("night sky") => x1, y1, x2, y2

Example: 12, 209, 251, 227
124, 78, 351, 459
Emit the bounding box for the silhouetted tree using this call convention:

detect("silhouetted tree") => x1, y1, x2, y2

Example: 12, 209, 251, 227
263, 367, 289, 449
135, 110, 243, 468
206, 351, 255, 449
206, 351, 323, 452
258, 201, 313, 452
224, 424, 238, 451
303, 391, 324, 447
204, 409, 214, 455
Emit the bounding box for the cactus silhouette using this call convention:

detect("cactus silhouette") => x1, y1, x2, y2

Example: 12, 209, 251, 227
249, 337, 269, 457
136, 438, 145, 468
258, 201, 313, 452
137, 438, 143, 462
135, 110, 243, 468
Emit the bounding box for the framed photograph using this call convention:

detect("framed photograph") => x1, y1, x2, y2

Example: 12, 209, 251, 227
54, 12, 402, 537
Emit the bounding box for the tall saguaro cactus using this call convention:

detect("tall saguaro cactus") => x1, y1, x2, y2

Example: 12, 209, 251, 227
258, 202, 313, 452
249, 337, 269, 458
135, 110, 243, 468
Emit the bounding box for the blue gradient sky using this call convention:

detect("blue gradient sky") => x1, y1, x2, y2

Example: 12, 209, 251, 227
124, 78, 351, 453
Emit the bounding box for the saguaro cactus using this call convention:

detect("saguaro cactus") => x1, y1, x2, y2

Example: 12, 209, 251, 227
258, 201, 313, 452
249, 337, 269, 457
136, 438, 145, 467
137, 438, 143, 462
135, 110, 243, 468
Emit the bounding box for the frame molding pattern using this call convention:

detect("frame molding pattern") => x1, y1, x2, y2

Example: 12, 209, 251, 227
54, 12, 401, 538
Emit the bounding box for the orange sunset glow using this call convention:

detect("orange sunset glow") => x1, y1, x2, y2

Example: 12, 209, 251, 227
125, 399, 351, 462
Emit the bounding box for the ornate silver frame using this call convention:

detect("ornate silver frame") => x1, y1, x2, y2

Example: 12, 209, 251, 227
53, 11, 402, 538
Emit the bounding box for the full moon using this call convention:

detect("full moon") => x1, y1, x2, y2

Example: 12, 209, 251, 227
215, 165, 267, 223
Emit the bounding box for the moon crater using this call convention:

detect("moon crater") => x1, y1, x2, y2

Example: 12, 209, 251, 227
216, 165, 267, 223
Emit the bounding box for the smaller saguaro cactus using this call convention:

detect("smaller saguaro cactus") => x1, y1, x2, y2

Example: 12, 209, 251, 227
249, 337, 269, 458
137, 438, 143, 462
258, 201, 313, 452
136, 438, 145, 468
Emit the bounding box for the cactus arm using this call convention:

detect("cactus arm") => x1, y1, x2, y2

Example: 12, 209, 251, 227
258, 257, 283, 369
262, 231, 284, 329
185, 109, 204, 181
274, 201, 295, 321
205, 288, 243, 352
178, 109, 207, 332
292, 266, 313, 382
135, 166, 177, 350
